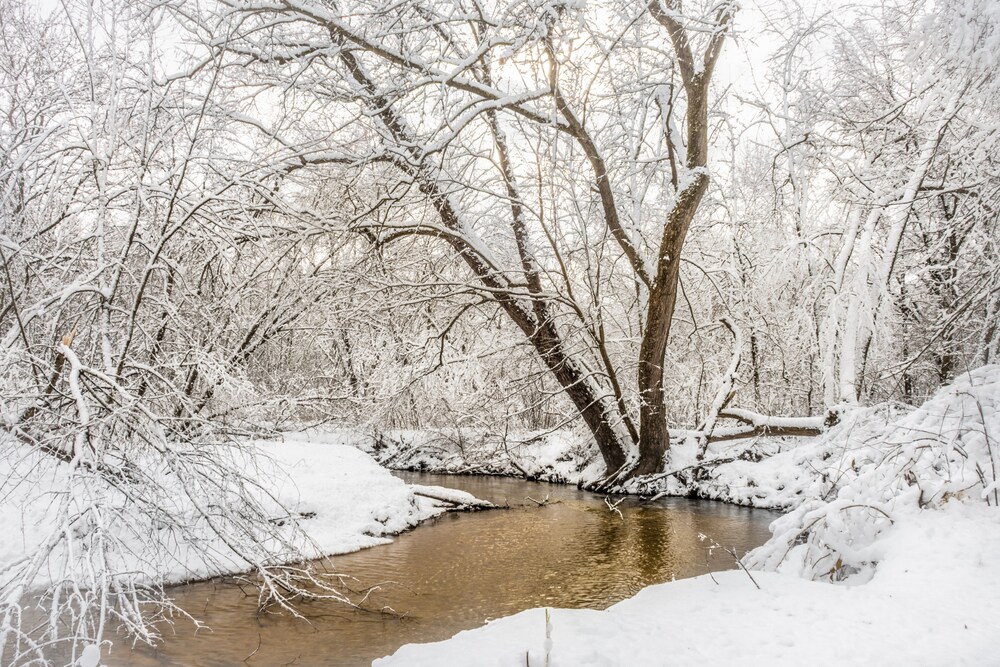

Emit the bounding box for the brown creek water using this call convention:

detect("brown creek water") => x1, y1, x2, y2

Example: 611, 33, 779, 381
100, 472, 778, 666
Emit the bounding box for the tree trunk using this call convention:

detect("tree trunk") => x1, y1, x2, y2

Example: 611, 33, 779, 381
636, 172, 710, 476
632, 10, 721, 473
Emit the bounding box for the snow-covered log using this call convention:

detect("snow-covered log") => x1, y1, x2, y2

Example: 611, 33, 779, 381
410, 485, 498, 511
709, 408, 827, 442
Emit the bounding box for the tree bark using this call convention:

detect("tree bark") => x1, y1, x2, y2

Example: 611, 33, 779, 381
635, 0, 732, 476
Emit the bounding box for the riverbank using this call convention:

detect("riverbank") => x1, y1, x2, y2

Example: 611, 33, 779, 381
243, 441, 495, 560
366, 366, 1000, 665
294, 369, 1000, 516
6, 365, 996, 666
0, 440, 487, 589
377, 503, 1000, 666
286, 415, 840, 512
0, 436, 501, 666
282, 419, 861, 511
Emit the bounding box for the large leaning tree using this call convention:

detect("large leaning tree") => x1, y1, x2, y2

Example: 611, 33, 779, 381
194, 0, 803, 480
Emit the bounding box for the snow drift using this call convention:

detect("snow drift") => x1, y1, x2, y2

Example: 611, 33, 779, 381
747, 365, 999, 582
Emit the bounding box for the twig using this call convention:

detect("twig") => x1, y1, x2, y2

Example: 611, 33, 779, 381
725, 546, 762, 590
604, 496, 625, 519
699, 532, 761, 590
243, 633, 262, 662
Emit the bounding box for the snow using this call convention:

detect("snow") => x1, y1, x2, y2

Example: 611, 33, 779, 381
9, 367, 990, 665
748, 365, 1000, 581
376, 367, 1000, 665
409, 484, 495, 508
303, 367, 997, 519
377, 508, 998, 666
76, 645, 100, 667
288, 427, 609, 485
251, 440, 459, 557
0, 440, 470, 589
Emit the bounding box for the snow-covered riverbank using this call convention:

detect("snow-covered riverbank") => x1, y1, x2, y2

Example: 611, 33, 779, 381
5, 365, 996, 666
248, 441, 491, 559
0, 436, 495, 665
0, 441, 484, 589
377, 504, 1000, 666
374, 366, 1000, 665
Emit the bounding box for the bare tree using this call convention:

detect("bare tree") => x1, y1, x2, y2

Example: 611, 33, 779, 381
0, 1, 357, 661
193, 0, 751, 480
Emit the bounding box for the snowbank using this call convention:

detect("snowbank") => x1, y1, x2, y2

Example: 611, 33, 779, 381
747, 365, 1000, 581
0, 440, 468, 588
377, 505, 998, 666
252, 441, 466, 557
377, 367, 1000, 665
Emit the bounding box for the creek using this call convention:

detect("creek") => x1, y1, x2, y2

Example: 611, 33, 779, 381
104, 472, 779, 666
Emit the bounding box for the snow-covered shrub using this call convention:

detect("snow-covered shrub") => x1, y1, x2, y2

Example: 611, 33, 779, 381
747, 366, 1000, 582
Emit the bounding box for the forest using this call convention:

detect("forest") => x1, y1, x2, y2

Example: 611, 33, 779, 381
1, 0, 998, 664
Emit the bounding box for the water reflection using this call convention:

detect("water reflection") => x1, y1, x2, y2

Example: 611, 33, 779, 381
100, 472, 778, 666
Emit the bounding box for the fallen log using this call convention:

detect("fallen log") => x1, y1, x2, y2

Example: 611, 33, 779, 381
710, 408, 827, 442
411, 485, 497, 511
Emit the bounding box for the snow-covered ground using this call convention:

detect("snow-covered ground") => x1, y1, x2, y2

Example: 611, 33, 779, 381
300, 420, 840, 508
0, 440, 478, 588
249, 441, 488, 558
0, 436, 494, 665
295, 426, 609, 485
6, 368, 996, 665
375, 366, 1000, 665
377, 505, 998, 666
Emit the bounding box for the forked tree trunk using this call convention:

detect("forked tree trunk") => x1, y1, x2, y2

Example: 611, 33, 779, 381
334, 2, 732, 480
633, 3, 731, 477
